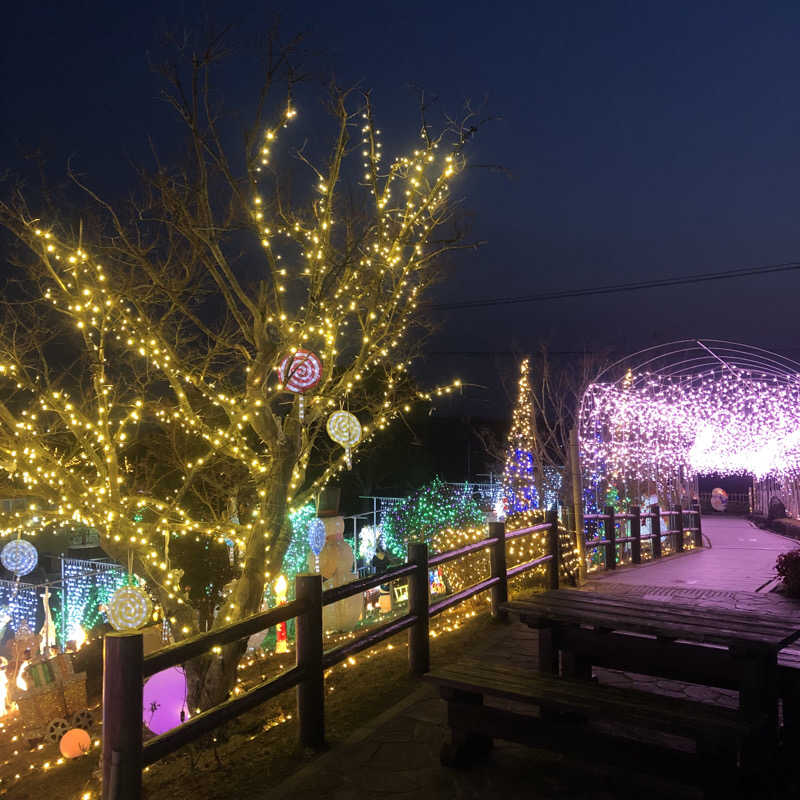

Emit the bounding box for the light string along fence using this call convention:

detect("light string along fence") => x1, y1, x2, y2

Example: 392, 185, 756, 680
101, 513, 561, 800
583, 502, 703, 571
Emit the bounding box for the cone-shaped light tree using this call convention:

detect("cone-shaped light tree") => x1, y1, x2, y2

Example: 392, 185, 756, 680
0, 40, 477, 706
502, 358, 540, 518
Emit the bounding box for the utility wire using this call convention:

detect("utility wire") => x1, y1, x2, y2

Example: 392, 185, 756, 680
429, 260, 800, 311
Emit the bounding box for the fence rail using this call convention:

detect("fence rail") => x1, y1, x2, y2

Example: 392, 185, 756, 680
101, 512, 561, 800
583, 501, 704, 570
102, 501, 705, 798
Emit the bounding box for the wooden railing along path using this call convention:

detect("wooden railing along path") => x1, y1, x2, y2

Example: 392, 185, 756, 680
583, 501, 703, 570
101, 514, 561, 799
101, 503, 705, 798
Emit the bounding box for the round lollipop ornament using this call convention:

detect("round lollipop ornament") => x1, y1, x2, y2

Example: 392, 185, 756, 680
308, 518, 326, 572
326, 411, 362, 468
107, 584, 152, 631
278, 349, 322, 421
1, 538, 38, 577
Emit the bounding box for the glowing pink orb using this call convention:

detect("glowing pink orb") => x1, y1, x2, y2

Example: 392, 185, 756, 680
142, 666, 189, 735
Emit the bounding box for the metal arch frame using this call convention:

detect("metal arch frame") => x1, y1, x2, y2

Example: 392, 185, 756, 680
593, 339, 800, 385
579, 339, 800, 429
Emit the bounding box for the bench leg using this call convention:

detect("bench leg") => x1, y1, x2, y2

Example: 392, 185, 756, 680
697, 735, 740, 800
538, 625, 559, 675
439, 688, 493, 768
782, 678, 800, 748
561, 650, 592, 680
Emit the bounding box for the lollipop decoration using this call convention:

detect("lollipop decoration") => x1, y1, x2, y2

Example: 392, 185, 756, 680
278, 349, 322, 421
1, 539, 38, 577
308, 518, 326, 571
107, 584, 152, 631
326, 410, 362, 468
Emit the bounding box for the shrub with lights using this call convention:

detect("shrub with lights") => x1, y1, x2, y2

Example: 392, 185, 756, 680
380, 478, 485, 558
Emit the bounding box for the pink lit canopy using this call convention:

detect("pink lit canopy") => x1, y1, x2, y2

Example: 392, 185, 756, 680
579, 340, 800, 483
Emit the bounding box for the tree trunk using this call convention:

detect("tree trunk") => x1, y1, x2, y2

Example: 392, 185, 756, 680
184, 447, 297, 711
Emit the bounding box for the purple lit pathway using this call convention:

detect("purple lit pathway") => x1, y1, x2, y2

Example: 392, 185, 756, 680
591, 515, 798, 593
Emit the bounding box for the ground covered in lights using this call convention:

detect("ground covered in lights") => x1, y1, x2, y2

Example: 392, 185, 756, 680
0, 601, 495, 800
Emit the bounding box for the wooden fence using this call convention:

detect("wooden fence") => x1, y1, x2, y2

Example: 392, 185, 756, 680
583, 502, 703, 570
101, 514, 561, 800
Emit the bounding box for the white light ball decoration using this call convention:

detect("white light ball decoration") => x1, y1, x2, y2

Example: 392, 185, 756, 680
1, 539, 38, 577
106, 585, 153, 631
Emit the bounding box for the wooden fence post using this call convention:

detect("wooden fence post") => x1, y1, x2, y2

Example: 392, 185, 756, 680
296, 573, 324, 749
651, 504, 662, 559
489, 521, 508, 619
547, 508, 560, 589
673, 504, 684, 552
631, 506, 642, 564
692, 499, 703, 547
102, 632, 143, 800
604, 505, 616, 570
408, 543, 430, 675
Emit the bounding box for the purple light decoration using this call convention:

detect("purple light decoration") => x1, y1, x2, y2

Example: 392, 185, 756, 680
142, 666, 189, 735
580, 342, 800, 482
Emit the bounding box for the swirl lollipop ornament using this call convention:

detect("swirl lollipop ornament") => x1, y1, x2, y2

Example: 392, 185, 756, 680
326, 411, 362, 468
107, 584, 153, 631
1, 539, 38, 577
278, 349, 322, 421
308, 518, 326, 572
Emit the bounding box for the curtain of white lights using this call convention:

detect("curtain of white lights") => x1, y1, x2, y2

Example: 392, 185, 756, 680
579, 340, 800, 487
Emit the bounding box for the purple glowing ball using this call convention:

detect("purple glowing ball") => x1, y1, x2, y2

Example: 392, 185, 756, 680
142, 666, 189, 735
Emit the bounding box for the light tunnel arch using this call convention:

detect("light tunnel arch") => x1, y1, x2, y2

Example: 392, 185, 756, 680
578, 340, 800, 509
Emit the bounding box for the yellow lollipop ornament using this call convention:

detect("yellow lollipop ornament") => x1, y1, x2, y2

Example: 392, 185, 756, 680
107, 585, 152, 631
326, 411, 362, 468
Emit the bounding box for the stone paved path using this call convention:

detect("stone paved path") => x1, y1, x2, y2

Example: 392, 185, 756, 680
594, 514, 798, 593
265, 517, 800, 800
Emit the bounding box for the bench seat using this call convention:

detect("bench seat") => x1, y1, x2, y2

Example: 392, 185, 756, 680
427, 659, 762, 798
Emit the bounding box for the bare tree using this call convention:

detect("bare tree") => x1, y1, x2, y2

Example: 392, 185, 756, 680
478, 347, 607, 506
0, 34, 480, 706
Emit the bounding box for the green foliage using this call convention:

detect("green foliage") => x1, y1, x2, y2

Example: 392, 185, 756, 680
283, 504, 317, 595
381, 477, 485, 557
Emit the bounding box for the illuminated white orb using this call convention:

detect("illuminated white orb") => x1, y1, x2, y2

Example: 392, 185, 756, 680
1, 539, 38, 577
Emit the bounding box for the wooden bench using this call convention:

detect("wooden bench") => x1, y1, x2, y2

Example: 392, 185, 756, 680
779, 648, 800, 745
427, 659, 760, 798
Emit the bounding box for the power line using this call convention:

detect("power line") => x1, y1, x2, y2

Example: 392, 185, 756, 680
429, 260, 800, 311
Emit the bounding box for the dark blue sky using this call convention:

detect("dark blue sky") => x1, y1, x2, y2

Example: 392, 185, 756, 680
3, 1, 800, 412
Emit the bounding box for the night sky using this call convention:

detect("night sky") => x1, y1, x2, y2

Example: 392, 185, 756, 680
3, 1, 800, 417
